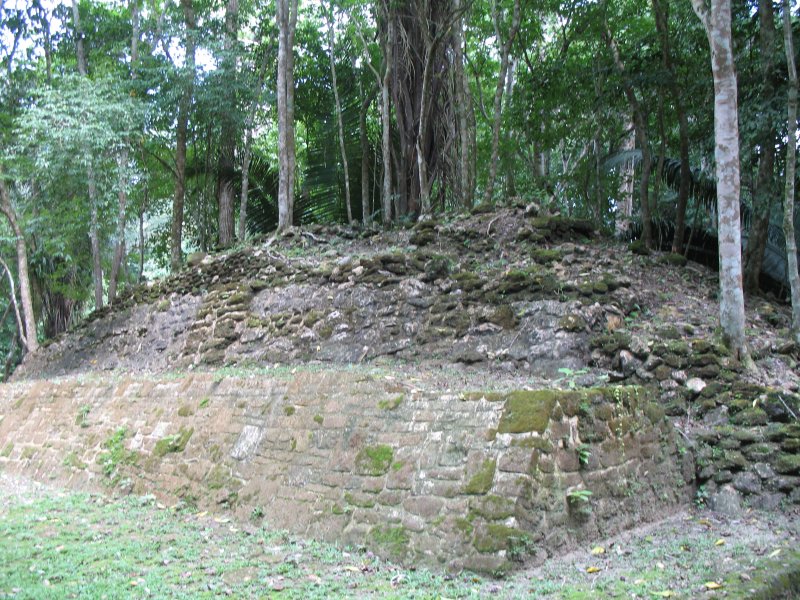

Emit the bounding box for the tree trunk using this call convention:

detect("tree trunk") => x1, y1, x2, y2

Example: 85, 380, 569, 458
605, 24, 653, 248
217, 0, 239, 248
327, 2, 352, 224
617, 117, 635, 236
0, 176, 38, 353
239, 46, 269, 242
743, 0, 778, 293
453, 0, 474, 210
380, 13, 393, 224
108, 149, 129, 304
782, 0, 800, 342
72, 0, 104, 309
360, 90, 374, 225
277, 0, 298, 231
651, 0, 691, 253
483, 0, 521, 206
691, 0, 750, 362
172, 0, 196, 271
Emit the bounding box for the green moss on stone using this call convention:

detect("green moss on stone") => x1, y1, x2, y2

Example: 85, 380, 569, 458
774, 453, 800, 475
497, 391, 557, 434
378, 395, 404, 410
368, 526, 410, 559
153, 427, 194, 458
62, 451, 87, 470
355, 445, 394, 476
469, 495, 515, 521
455, 517, 474, 536
283, 405, 296, 416
313, 414, 324, 425
473, 524, 524, 554
464, 459, 497, 495
1, 442, 13, 457
177, 405, 194, 417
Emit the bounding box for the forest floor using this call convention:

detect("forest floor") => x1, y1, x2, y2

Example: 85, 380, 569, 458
1, 471, 799, 599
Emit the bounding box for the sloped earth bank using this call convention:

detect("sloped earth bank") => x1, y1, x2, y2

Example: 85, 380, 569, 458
3, 205, 800, 581
1, 472, 799, 598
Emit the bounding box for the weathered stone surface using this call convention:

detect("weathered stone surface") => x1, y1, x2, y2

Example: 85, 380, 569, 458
732, 471, 762, 495
709, 485, 742, 515
0, 375, 688, 572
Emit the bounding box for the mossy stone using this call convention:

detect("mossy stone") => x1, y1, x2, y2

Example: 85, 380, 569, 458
473, 524, 525, 554
730, 407, 768, 427
369, 526, 411, 560
355, 445, 394, 476
487, 305, 518, 329
464, 459, 497, 495
659, 253, 687, 267
774, 453, 800, 475
153, 427, 194, 458
468, 495, 515, 521
629, 240, 651, 255
497, 391, 557, 434
559, 313, 586, 332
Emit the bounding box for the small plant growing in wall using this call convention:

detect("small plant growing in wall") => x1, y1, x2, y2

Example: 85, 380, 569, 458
577, 444, 592, 467
75, 404, 91, 428
567, 489, 593, 521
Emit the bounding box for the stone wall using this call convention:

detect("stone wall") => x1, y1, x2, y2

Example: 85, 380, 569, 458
0, 372, 692, 573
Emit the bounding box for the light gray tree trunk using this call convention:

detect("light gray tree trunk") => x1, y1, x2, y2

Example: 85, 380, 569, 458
380, 14, 393, 224
453, 0, 475, 210
217, 0, 239, 248
782, 0, 800, 342
482, 0, 521, 206
691, 0, 750, 363
238, 55, 268, 242
172, 0, 196, 271
277, 0, 298, 231
327, 2, 353, 224
0, 176, 38, 353
605, 25, 653, 248
72, 0, 104, 310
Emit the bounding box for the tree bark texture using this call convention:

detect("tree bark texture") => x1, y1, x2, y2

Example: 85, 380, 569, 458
0, 176, 38, 353
380, 11, 393, 224
327, 2, 353, 224
277, 0, 298, 231
743, 0, 778, 293
217, 0, 239, 248
172, 0, 196, 271
651, 0, 691, 254
691, 0, 749, 360
483, 0, 521, 206
605, 24, 653, 248
782, 0, 800, 341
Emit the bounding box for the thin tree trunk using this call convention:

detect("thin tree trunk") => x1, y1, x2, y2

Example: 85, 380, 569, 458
360, 90, 374, 225
238, 50, 268, 242
72, 0, 104, 309
454, 0, 474, 210
139, 187, 147, 282
782, 0, 800, 342
744, 0, 778, 293
0, 176, 38, 353
691, 0, 751, 363
172, 0, 196, 271
327, 2, 352, 224
617, 116, 635, 236
108, 149, 129, 303
605, 24, 653, 248
380, 14, 393, 224
277, 0, 298, 231
217, 0, 239, 248
483, 0, 521, 206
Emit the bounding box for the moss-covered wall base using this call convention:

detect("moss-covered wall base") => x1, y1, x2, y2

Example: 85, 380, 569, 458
0, 372, 692, 573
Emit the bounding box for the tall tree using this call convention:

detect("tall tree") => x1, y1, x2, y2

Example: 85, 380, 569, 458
651, 0, 691, 254
71, 0, 103, 310
690, 0, 750, 363
604, 21, 653, 249
483, 0, 521, 205
782, 0, 800, 342
217, 0, 239, 248
742, 0, 778, 293
326, 1, 353, 224
0, 173, 37, 354
172, 0, 196, 271
276, 0, 298, 231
